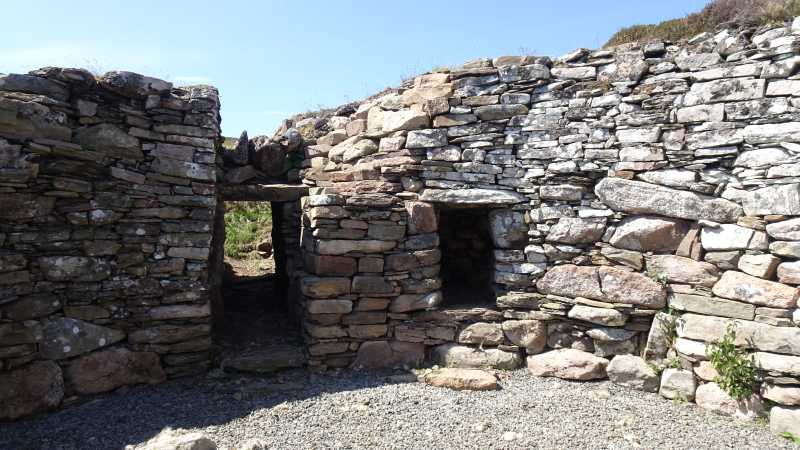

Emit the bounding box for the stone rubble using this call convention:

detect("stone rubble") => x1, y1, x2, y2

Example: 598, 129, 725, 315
0, 11, 800, 442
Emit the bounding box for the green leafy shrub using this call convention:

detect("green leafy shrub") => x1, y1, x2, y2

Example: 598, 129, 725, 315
706, 323, 758, 400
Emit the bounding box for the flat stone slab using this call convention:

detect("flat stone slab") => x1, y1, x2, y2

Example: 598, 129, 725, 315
219, 183, 309, 201
595, 177, 743, 223
222, 345, 306, 373
419, 188, 526, 206
424, 368, 498, 391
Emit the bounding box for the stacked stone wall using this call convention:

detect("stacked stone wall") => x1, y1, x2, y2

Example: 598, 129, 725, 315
0, 69, 220, 419
296, 19, 800, 429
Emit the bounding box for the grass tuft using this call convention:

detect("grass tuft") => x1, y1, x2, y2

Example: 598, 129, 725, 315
224, 202, 273, 260
605, 0, 800, 47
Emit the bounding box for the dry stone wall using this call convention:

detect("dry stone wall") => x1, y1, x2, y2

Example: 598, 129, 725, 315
0, 69, 220, 419
296, 19, 800, 430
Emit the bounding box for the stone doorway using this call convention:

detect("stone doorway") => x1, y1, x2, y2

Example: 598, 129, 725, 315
438, 207, 496, 307
209, 192, 307, 374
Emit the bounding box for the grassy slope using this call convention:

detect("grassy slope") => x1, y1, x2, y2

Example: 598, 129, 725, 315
605, 0, 800, 47
224, 201, 273, 260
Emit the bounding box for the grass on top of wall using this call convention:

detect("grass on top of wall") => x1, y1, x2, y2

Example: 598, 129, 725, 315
224, 201, 273, 260
605, 0, 800, 47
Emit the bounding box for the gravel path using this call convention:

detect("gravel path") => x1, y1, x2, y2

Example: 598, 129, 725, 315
1, 369, 797, 450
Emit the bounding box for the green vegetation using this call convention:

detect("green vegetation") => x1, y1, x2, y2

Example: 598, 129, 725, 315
660, 307, 681, 348
706, 323, 758, 400
605, 0, 800, 47
222, 136, 237, 151
224, 202, 273, 259
781, 432, 800, 444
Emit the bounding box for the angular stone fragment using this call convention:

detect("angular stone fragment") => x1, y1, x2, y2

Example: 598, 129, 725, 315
40, 318, 125, 360
770, 406, 800, 437
458, 323, 504, 346
536, 265, 602, 300
712, 270, 798, 308
300, 276, 350, 298
595, 178, 742, 223
607, 355, 659, 392
742, 122, 800, 145
424, 368, 498, 391
390, 292, 442, 313
38, 256, 111, 282
598, 266, 667, 309
0, 361, 63, 420
742, 184, 800, 216
778, 261, 800, 284
420, 188, 526, 206
738, 254, 780, 279
223, 345, 305, 373
316, 239, 396, 255
431, 343, 522, 370
353, 340, 424, 369
99, 71, 172, 97
568, 304, 627, 326
65, 348, 165, 395
75, 123, 143, 160
0, 294, 61, 320
659, 368, 696, 400
406, 129, 447, 148
700, 224, 767, 251
646, 255, 720, 287
501, 320, 546, 353
546, 218, 606, 245
669, 293, 755, 320
489, 209, 528, 248
0, 194, 56, 222
644, 312, 672, 361
684, 78, 765, 105
527, 349, 608, 380
754, 352, 800, 376
678, 315, 800, 355
382, 109, 430, 132
474, 104, 528, 120
0, 73, 70, 101
610, 216, 688, 252
762, 384, 800, 406
405, 201, 437, 234
131, 428, 216, 450
695, 382, 764, 421
767, 218, 800, 241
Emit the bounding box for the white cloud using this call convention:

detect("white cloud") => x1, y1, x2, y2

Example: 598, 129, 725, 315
170, 75, 213, 86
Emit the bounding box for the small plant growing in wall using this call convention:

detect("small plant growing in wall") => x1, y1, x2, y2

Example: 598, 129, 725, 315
706, 323, 758, 400
659, 307, 681, 348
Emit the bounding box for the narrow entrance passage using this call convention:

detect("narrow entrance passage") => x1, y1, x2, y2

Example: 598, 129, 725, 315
214, 200, 305, 373
438, 208, 495, 308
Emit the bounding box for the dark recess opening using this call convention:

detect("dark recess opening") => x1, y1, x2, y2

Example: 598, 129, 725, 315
438, 207, 495, 308
213, 200, 302, 356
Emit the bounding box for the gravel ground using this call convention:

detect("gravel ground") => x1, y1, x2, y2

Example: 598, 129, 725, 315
1, 369, 797, 450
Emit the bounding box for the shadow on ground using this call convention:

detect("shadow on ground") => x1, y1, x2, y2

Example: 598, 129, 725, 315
0, 368, 411, 450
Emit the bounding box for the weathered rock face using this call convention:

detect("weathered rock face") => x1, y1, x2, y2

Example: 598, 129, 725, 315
424, 368, 498, 391
646, 255, 720, 287
712, 271, 798, 308
609, 216, 688, 252
0, 68, 219, 419
431, 343, 522, 370
0, 361, 63, 420
659, 369, 696, 401
607, 355, 659, 392
695, 382, 764, 421
65, 348, 166, 394
595, 178, 743, 223
40, 318, 126, 360
527, 349, 608, 380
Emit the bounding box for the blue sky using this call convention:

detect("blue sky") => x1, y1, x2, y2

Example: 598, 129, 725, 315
2, 0, 710, 137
